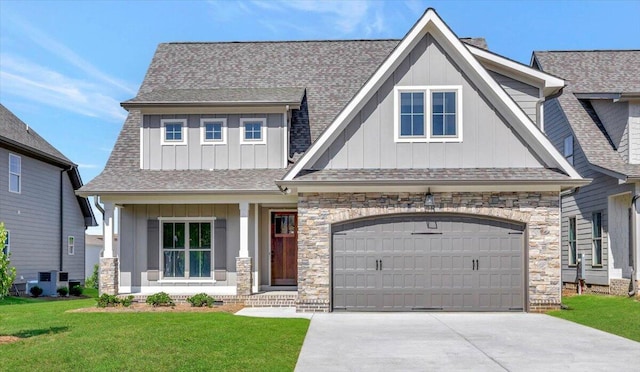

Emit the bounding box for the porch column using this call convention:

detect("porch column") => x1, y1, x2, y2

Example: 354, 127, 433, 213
236, 202, 252, 295
100, 201, 119, 295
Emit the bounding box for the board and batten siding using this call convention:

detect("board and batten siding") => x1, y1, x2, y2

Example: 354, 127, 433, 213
142, 113, 285, 170
488, 71, 540, 125
544, 98, 634, 285
118, 204, 258, 288
590, 100, 629, 161
0, 147, 86, 281
628, 103, 640, 164
311, 33, 544, 170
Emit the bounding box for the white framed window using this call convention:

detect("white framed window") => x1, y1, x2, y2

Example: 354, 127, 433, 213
394, 86, 462, 143
161, 119, 188, 145
592, 212, 602, 266
564, 135, 574, 165
568, 217, 576, 266
2, 231, 9, 255
160, 219, 214, 279
67, 236, 75, 255
9, 154, 21, 193
240, 118, 267, 145
200, 118, 227, 145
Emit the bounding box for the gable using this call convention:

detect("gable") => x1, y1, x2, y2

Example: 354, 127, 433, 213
311, 33, 544, 170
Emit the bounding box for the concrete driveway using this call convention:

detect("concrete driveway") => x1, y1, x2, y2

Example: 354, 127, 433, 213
295, 312, 639, 372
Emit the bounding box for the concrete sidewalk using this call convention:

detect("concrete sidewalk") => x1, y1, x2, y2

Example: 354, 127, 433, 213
235, 307, 313, 319
295, 312, 640, 371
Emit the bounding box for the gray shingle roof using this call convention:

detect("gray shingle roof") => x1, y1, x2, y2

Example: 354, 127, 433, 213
0, 103, 73, 166
123, 87, 305, 106
534, 50, 640, 178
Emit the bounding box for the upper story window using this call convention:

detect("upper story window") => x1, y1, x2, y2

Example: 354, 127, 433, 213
200, 118, 227, 145
592, 212, 603, 266
161, 119, 187, 145
240, 118, 267, 145
395, 86, 462, 143
564, 135, 574, 165
9, 154, 21, 193
568, 217, 577, 266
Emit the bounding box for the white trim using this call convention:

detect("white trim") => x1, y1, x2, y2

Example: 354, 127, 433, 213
8, 153, 21, 194
394, 87, 428, 142
239, 202, 250, 257
157, 217, 217, 222
268, 209, 298, 287
67, 235, 75, 256
283, 111, 288, 168
157, 218, 216, 281
160, 118, 188, 145
591, 211, 603, 267
200, 118, 227, 145
428, 85, 463, 142
240, 118, 267, 145
253, 203, 259, 293
139, 127, 144, 169
283, 9, 582, 181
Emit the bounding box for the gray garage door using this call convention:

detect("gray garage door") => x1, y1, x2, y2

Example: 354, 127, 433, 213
332, 214, 525, 312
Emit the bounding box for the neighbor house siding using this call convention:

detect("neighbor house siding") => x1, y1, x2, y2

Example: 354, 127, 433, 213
311, 33, 544, 170
0, 147, 86, 281
488, 71, 540, 124
590, 100, 629, 161
142, 113, 284, 170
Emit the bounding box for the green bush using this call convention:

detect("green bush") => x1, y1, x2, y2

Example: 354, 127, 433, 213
85, 264, 99, 289
121, 295, 134, 307
57, 286, 69, 297
30, 285, 43, 297
0, 222, 17, 299
187, 293, 217, 307
69, 285, 83, 296
97, 294, 120, 307
146, 292, 174, 307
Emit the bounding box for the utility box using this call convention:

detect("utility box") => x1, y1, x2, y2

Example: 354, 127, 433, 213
577, 253, 586, 280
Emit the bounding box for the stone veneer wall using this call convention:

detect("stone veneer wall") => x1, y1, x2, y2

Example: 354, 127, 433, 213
236, 257, 253, 296
565, 279, 640, 297
100, 257, 119, 295
296, 192, 561, 312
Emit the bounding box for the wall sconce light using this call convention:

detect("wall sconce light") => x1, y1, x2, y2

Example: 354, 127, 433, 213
424, 188, 435, 210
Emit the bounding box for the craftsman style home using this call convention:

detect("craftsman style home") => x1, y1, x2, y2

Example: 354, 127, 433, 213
533, 50, 640, 296
80, 9, 586, 312
1, 104, 96, 290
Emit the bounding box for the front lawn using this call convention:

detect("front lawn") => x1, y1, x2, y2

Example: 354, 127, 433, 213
0, 297, 309, 371
548, 295, 640, 342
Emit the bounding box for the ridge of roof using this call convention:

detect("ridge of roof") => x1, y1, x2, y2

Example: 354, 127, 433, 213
535, 49, 640, 53
162, 39, 402, 45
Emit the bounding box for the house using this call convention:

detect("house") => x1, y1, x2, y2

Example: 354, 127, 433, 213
0, 104, 97, 288
533, 50, 640, 296
79, 9, 587, 312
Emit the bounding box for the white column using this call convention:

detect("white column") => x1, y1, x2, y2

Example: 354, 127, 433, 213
103, 202, 115, 258
635, 184, 640, 282
239, 202, 249, 257
253, 203, 260, 293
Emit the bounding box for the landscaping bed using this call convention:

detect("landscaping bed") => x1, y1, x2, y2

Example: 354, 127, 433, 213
69, 302, 244, 313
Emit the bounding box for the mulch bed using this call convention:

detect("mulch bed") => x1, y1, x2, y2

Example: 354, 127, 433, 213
67, 302, 245, 313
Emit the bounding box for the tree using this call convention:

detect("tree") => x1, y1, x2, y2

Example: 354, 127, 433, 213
0, 222, 17, 299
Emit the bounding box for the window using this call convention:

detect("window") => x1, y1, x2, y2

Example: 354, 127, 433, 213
592, 212, 602, 266
564, 136, 574, 165
240, 118, 267, 144
200, 118, 227, 144
9, 154, 21, 193
568, 217, 576, 266
394, 86, 462, 142
67, 236, 75, 255
161, 119, 187, 145
162, 221, 213, 279
2, 231, 9, 255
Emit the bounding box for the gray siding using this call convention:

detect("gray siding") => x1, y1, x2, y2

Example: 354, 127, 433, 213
142, 113, 285, 170
489, 71, 540, 125
119, 203, 258, 288
628, 103, 640, 164
591, 100, 629, 161
311, 34, 544, 170
0, 147, 86, 281
545, 99, 634, 285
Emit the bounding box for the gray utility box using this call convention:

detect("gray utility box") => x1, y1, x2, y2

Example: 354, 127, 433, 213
37, 271, 69, 296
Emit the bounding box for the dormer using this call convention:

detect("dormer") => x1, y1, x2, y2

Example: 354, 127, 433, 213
121, 87, 304, 170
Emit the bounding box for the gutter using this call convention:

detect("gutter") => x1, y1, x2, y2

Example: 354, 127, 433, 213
276, 178, 591, 187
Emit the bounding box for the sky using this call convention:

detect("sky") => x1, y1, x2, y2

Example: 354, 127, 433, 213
1, 0, 639, 234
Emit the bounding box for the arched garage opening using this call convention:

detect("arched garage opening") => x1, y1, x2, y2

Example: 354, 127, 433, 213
331, 213, 526, 312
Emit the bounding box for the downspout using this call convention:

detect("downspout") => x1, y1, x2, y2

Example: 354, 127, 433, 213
630, 195, 639, 296
60, 167, 72, 272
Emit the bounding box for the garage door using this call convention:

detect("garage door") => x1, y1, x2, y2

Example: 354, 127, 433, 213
332, 214, 525, 312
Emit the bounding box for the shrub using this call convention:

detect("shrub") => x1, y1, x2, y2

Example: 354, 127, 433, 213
57, 286, 69, 297
0, 222, 17, 299
97, 294, 120, 307
85, 264, 99, 289
30, 285, 43, 298
187, 293, 217, 307
121, 295, 134, 307
69, 285, 83, 296
146, 292, 174, 307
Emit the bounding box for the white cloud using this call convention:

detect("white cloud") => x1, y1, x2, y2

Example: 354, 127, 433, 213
78, 163, 100, 169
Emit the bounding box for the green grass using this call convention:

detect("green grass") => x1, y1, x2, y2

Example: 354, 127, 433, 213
0, 298, 309, 371
549, 295, 640, 342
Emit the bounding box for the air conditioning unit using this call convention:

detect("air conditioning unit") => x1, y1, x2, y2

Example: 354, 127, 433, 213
36, 271, 69, 296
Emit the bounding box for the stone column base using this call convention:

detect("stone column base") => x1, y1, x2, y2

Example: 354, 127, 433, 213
99, 257, 119, 296
236, 257, 252, 296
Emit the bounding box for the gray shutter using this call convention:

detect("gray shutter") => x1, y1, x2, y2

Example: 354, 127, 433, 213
214, 219, 227, 270
147, 219, 159, 270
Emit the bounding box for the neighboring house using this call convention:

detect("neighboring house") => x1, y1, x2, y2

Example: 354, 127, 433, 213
533, 50, 640, 296
0, 104, 97, 286
85, 234, 119, 279
79, 9, 586, 312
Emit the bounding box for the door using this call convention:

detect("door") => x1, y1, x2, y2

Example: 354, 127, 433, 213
332, 214, 525, 311
271, 211, 298, 286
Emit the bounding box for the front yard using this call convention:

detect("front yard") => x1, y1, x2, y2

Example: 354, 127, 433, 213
549, 295, 640, 342
0, 295, 309, 371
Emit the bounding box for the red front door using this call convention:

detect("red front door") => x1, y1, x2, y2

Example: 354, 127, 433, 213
271, 212, 297, 286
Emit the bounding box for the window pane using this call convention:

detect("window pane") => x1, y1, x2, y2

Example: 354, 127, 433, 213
445, 114, 457, 136
593, 240, 602, 265
9, 174, 19, 192
163, 223, 174, 249
163, 251, 185, 277
9, 155, 20, 173
593, 213, 601, 238
444, 92, 456, 113
432, 115, 444, 136
412, 92, 424, 114
213, 124, 222, 139
400, 93, 412, 114
412, 115, 424, 136
400, 115, 412, 136
174, 223, 185, 248
190, 251, 211, 277
432, 92, 444, 114
189, 223, 201, 248
564, 136, 573, 157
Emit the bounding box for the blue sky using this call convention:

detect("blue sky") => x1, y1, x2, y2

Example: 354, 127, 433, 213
1, 0, 639, 233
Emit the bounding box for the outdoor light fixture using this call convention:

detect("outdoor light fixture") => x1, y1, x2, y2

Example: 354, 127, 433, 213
424, 188, 435, 209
